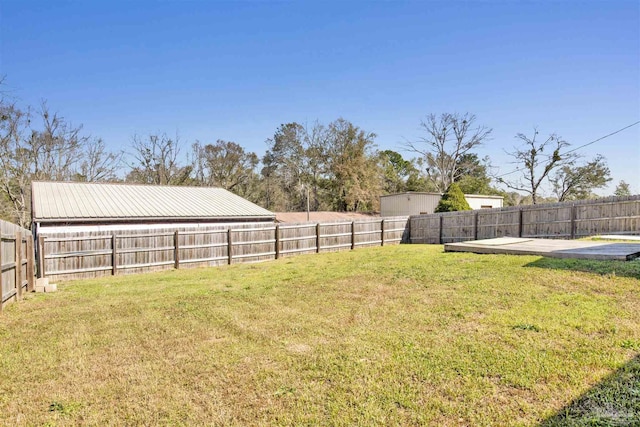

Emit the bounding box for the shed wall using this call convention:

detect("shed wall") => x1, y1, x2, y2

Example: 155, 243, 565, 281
380, 194, 441, 217
466, 196, 503, 210
380, 193, 503, 216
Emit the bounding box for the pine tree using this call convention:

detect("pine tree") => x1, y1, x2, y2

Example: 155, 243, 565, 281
435, 182, 471, 212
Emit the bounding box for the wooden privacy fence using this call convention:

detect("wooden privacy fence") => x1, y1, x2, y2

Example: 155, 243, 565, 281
39, 217, 409, 281
1, 220, 35, 313
411, 195, 640, 244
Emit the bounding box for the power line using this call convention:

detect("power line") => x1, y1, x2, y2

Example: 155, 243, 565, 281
562, 120, 640, 155
495, 120, 640, 179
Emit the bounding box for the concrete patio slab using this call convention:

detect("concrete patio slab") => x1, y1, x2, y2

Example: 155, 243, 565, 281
444, 238, 640, 261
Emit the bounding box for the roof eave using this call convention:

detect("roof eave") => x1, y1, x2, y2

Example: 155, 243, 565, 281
34, 215, 276, 224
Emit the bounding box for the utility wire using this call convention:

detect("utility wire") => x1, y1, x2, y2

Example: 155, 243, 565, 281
495, 120, 640, 179
561, 120, 640, 155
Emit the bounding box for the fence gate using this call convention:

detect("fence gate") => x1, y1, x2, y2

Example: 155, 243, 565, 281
1, 220, 35, 313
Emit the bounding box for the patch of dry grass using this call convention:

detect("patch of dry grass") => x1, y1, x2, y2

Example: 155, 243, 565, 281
0, 245, 638, 426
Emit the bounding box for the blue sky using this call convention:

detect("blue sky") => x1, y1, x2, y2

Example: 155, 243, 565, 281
1, 0, 638, 195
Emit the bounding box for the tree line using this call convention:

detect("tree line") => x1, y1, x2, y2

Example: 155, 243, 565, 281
0, 85, 630, 228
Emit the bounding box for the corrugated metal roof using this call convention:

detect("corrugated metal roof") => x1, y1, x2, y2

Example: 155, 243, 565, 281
32, 181, 275, 222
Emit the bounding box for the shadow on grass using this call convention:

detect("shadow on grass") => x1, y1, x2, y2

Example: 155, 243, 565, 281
525, 257, 640, 280
540, 355, 640, 426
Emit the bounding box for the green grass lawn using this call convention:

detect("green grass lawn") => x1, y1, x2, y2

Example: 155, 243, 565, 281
1, 245, 638, 426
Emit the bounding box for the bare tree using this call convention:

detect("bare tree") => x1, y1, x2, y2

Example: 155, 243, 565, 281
0, 101, 31, 226
77, 138, 122, 182
192, 139, 259, 200
29, 103, 85, 181
498, 129, 577, 204
405, 113, 492, 192
551, 155, 611, 202
126, 133, 191, 185
0, 97, 121, 226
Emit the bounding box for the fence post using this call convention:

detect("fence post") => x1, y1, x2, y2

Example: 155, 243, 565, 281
351, 221, 355, 250
111, 234, 118, 275
274, 225, 280, 260
0, 233, 4, 312
473, 212, 479, 241
0, 234, 3, 313
316, 223, 321, 253
227, 228, 233, 265
15, 232, 22, 300
26, 237, 34, 292
570, 204, 576, 240
439, 215, 444, 244
38, 236, 45, 278
381, 219, 385, 246
174, 230, 180, 269
518, 208, 523, 238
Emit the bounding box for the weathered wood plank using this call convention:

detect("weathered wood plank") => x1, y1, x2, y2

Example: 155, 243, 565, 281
15, 232, 22, 300
0, 220, 34, 312
411, 196, 640, 244
36, 218, 410, 280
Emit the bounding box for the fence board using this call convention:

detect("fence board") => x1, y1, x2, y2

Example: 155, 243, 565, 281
39, 217, 410, 281
1, 220, 35, 312
410, 195, 640, 244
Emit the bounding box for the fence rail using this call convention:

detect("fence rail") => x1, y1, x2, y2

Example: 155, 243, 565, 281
410, 195, 640, 244
39, 217, 409, 281
1, 220, 35, 313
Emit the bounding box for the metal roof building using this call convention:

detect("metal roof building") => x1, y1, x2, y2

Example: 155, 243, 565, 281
380, 192, 503, 217
32, 181, 275, 231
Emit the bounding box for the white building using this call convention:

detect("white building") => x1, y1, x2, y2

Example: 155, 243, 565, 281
380, 192, 503, 217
